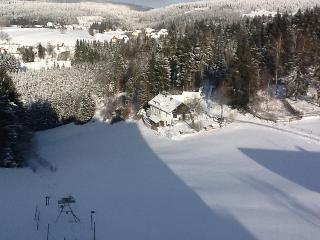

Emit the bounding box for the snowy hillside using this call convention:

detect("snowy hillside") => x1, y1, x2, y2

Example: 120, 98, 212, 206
1, 0, 319, 29
136, 0, 320, 26
1, 117, 320, 240
0, 0, 140, 27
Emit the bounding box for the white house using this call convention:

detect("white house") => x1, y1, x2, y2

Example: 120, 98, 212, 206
147, 91, 202, 126
46, 22, 54, 28
146, 28, 169, 39
145, 28, 155, 35
148, 94, 184, 126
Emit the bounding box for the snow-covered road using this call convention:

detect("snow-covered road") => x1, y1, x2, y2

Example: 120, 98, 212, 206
0, 118, 320, 240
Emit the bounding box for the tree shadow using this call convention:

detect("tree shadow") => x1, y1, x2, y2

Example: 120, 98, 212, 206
239, 147, 320, 193
35, 122, 256, 240
26, 100, 61, 131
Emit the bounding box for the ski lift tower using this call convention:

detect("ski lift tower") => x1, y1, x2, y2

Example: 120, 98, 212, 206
56, 196, 80, 223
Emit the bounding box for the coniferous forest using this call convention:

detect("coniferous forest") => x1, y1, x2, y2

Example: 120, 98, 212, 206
1, 7, 320, 167
72, 8, 320, 109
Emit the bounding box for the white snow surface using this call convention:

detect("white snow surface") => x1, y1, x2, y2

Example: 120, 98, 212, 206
1, 27, 131, 46
2, 27, 91, 46
1, 117, 320, 240
243, 10, 277, 18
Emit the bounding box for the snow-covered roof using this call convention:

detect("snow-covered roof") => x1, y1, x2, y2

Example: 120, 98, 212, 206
93, 31, 128, 43
145, 28, 155, 34
149, 94, 182, 113
171, 91, 201, 103
158, 29, 168, 35
148, 29, 169, 39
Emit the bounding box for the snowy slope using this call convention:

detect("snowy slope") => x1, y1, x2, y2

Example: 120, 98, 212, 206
2, 28, 91, 46
0, 118, 320, 240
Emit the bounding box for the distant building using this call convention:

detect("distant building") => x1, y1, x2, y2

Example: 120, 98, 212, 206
46, 22, 54, 28
145, 28, 155, 34
131, 30, 142, 37
158, 29, 168, 37
146, 28, 168, 39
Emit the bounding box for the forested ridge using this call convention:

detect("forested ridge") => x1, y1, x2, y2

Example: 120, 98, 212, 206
1, 0, 319, 28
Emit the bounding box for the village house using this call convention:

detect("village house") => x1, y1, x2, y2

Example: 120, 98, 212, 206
146, 92, 201, 127
145, 28, 168, 39
46, 22, 54, 28
148, 94, 186, 126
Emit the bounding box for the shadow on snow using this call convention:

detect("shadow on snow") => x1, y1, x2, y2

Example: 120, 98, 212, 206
34, 122, 256, 240
239, 147, 320, 193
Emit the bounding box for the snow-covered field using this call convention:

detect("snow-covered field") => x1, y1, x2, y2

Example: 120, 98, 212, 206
1, 117, 320, 240
2, 27, 91, 46
242, 10, 277, 18
2, 27, 129, 46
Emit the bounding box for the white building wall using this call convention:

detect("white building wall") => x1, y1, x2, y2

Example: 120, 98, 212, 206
150, 106, 174, 126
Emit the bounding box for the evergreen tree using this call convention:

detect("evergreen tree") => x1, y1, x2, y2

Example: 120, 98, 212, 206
37, 43, 46, 59
0, 53, 31, 167
223, 34, 259, 108
75, 93, 96, 124
19, 46, 35, 63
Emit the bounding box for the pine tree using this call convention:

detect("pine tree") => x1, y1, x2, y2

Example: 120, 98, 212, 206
75, 93, 95, 124
19, 46, 35, 63
223, 33, 259, 108
37, 43, 46, 59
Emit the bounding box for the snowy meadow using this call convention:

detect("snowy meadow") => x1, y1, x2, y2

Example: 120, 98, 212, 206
1, 1, 320, 240
1, 117, 320, 240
